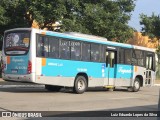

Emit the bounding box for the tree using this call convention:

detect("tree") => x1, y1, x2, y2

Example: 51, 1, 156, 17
0, 2, 10, 48
0, 0, 136, 43
140, 13, 160, 52
0, 0, 66, 34
61, 0, 136, 42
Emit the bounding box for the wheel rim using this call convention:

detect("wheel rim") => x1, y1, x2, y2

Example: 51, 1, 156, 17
135, 81, 140, 89
78, 79, 85, 90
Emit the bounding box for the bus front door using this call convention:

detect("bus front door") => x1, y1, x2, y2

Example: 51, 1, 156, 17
145, 54, 155, 86
105, 50, 116, 86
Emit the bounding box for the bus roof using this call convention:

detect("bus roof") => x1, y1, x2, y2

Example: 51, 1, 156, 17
133, 45, 156, 52
4, 28, 32, 33
42, 29, 133, 48
4, 28, 156, 52
64, 32, 108, 42
4, 28, 132, 48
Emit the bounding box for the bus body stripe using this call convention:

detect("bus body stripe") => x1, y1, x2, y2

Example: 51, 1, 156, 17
134, 66, 138, 72
42, 58, 46, 66
7, 56, 10, 64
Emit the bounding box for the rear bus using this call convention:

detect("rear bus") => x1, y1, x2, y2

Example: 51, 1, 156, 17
2, 28, 34, 83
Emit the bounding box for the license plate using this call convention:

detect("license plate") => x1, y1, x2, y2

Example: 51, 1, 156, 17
11, 69, 18, 73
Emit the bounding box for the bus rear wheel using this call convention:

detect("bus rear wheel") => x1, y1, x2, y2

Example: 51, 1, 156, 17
45, 85, 61, 92
128, 78, 140, 92
73, 76, 87, 94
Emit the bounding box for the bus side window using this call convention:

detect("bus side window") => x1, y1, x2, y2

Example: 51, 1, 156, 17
36, 35, 48, 57
146, 56, 153, 70
149, 56, 153, 69
146, 52, 155, 71
48, 37, 59, 58
91, 44, 100, 62
36, 35, 42, 57
110, 52, 115, 68
119, 48, 124, 64
106, 51, 109, 67
71, 41, 81, 60
124, 49, 131, 64
59, 39, 70, 59
146, 56, 149, 69
133, 50, 144, 66
82, 42, 90, 61
43, 37, 49, 57
101, 45, 105, 62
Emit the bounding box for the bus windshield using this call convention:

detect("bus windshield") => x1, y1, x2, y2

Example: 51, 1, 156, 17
4, 31, 30, 55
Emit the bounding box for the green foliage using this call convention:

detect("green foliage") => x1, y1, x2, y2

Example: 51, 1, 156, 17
0, 5, 9, 25
156, 46, 160, 53
62, 0, 136, 42
140, 13, 160, 39
140, 13, 160, 53
0, 0, 136, 43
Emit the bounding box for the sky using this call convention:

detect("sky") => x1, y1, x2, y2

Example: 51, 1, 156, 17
128, 0, 160, 32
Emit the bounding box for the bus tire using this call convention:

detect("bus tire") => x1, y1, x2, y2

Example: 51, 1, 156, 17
45, 85, 61, 92
133, 78, 141, 92
73, 76, 87, 94
128, 78, 140, 92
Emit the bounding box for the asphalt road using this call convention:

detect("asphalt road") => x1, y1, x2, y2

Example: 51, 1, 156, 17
0, 86, 159, 111
0, 79, 160, 120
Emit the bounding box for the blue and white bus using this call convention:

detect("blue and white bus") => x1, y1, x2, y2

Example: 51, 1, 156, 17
2, 28, 156, 94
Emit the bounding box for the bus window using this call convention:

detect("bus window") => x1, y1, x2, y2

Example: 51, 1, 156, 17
125, 49, 131, 64
43, 37, 49, 57
48, 37, 59, 58
36, 35, 49, 57
132, 50, 144, 66
59, 39, 70, 59
146, 54, 154, 71
100, 45, 105, 62
106, 51, 116, 67
91, 44, 100, 62
82, 42, 90, 61
106, 51, 109, 67
119, 48, 124, 64
4, 31, 30, 55
71, 41, 81, 60
149, 56, 153, 69
110, 52, 115, 68
146, 57, 149, 69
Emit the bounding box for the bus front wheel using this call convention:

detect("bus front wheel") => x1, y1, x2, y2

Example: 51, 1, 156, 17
45, 85, 61, 92
128, 78, 140, 92
73, 76, 87, 94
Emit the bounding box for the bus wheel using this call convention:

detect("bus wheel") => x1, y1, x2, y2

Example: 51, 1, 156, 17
133, 78, 141, 92
128, 78, 140, 92
73, 76, 87, 94
45, 85, 61, 92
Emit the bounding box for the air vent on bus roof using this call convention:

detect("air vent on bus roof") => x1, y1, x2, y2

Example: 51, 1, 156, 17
65, 32, 108, 42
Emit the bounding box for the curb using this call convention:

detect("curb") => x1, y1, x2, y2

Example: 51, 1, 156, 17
0, 85, 44, 88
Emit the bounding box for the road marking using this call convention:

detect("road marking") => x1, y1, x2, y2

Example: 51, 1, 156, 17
108, 97, 140, 100
154, 84, 160, 86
